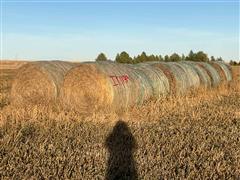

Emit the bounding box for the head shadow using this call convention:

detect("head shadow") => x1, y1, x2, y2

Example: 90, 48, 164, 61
105, 120, 138, 180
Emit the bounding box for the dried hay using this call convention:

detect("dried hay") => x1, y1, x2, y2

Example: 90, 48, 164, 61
172, 62, 201, 90
150, 63, 177, 95
212, 62, 232, 81
231, 66, 240, 81
210, 62, 227, 82
61, 63, 114, 113
61, 61, 170, 112
136, 63, 170, 98
11, 61, 76, 106
196, 62, 221, 87
0, 60, 28, 70
181, 61, 211, 88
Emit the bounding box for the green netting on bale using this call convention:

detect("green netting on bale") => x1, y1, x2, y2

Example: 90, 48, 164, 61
136, 63, 170, 98
212, 61, 232, 81
196, 62, 221, 87
62, 61, 170, 112
181, 61, 211, 88
62, 61, 233, 112
171, 62, 201, 90
149, 62, 190, 95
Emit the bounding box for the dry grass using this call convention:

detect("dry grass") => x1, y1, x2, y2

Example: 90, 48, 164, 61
0, 69, 16, 108
0, 66, 240, 179
232, 65, 240, 81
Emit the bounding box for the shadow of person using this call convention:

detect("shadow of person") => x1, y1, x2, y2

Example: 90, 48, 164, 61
105, 120, 138, 180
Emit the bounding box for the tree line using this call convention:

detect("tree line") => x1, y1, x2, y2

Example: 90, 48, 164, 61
229, 60, 240, 66
96, 50, 238, 64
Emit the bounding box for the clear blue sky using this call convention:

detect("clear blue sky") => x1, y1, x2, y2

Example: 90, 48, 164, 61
1, 1, 239, 61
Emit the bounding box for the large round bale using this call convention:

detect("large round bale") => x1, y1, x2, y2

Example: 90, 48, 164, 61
181, 61, 212, 88
196, 62, 221, 87
61, 61, 169, 112
135, 63, 170, 98
147, 62, 177, 95
11, 61, 76, 105
150, 62, 198, 95
172, 62, 201, 89
210, 61, 232, 82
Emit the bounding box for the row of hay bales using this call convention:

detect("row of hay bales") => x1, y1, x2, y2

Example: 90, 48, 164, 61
11, 61, 232, 112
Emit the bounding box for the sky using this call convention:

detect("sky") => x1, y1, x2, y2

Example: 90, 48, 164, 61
1, 0, 239, 61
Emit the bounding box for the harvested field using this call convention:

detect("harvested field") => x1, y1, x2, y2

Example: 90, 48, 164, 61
232, 66, 240, 80
0, 68, 240, 178
0, 61, 239, 179
0, 69, 16, 108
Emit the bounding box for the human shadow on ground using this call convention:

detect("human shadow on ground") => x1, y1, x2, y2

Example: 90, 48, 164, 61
105, 120, 138, 180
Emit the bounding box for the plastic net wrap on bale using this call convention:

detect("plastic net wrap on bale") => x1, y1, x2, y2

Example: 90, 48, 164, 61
181, 61, 212, 88
149, 62, 201, 95
134, 63, 170, 98
210, 61, 232, 82
195, 62, 221, 87
61, 61, 169, 112
172, 62, 201, 89
11, 61, 76, 105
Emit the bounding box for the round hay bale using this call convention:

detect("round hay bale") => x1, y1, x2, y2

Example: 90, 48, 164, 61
148, 62, 177, 95
136, 63, 170, 98
61, 61, 170, 112
172, 62, 201, 90
61, 62, 114, 112
11, 61, 76, 105
150, 62, 195, 95
210, 62, 227, 82
181, 61, 211, 88
196, 62, 221, 87
210, 61, 232, 81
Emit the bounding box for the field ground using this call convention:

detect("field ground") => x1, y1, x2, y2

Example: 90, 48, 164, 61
0, 64, 240, 179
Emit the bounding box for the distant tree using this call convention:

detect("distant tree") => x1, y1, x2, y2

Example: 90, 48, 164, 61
140, 52, 148, 62
186, 50, 209, 62
181, 54, 185, 61
155, 55, 160, 61
210, 56, 216, 61
164, 55, 170, 62
216, 57, 223, 61
195, 51, 209, 62
169, 53, 181, 62
159, 55, 164, 61
186, 50, 195, 61
115, 51, 132, 63
133, 56, 139, 64
148, 54, 160, 61
96, 53, 107, 61
230, 60, 238, 66
134, 52, 149, 63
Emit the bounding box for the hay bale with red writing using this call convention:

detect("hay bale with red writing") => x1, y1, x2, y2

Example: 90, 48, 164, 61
61, 61, 169, 113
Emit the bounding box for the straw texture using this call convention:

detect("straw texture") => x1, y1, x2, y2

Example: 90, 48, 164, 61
211, 61, 232, 81
62, 61, 170, 112
196, 62, 221, 87
11, 61, 76, 105
62, 61, 233, 112
11, 60, 232, 111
